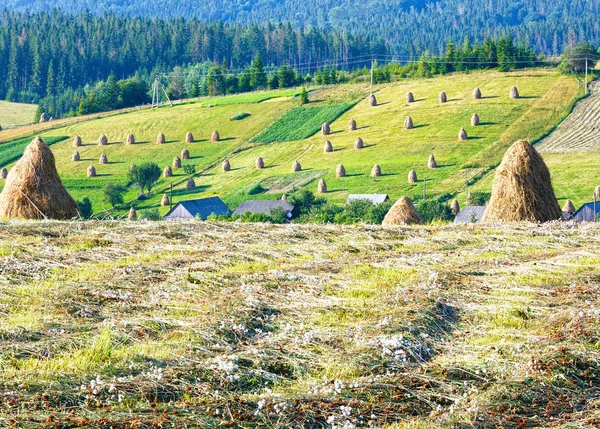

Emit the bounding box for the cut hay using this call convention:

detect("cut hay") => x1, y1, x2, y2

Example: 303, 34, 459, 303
126, 134, 135, 145
428, 154, 438, 169
471, 113, 480, 126
99, 153, 108, 164
510, 86, 520, 99
73, 136, 82, 147
594, 186, 600, 200
173, 157, 181, 169
324, 141, 333, 153
382, 196, 423, 226
473, 87, 482, 99
72, 151, 80, 162
157, 133, 166, 145
256, 157, 264, 169
292, 160, 302, 172
181, 149, 190, 160
0, 168, 7, 179
222, 159, 231, 172
347, 119, 357, 131
211, 131, 220, 142
186, 178, 196, 190
369, 94, 377, 106
458, 128, 468, 141
317, 179, 327, 194
161, 194, 170, 207
562, 199, 575, 213
87, 165, 96, 178
99, 134, 108, 146
39, 112, 50, 123
482, 139, 562, 223
321, 122, 331, 136
408, 169, 417, 184
128, 207, 137, 221
371, 164, 382, 177
163, 165, 173, 178
438, 92, 447, 103
0, 137, 79, 220
336, 164, 346, 178
404, 116, 414, 130
451, 199, 460, 215
406, 92, 414, 103
185, 132, 194, 143
354, 137, 364, 150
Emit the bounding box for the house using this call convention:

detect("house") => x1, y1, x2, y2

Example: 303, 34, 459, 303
454, 206, 486, 224
163, 196, 230, 220
233, 200, 294, 218
570, 202, 600, 222
346, 194, 390, 205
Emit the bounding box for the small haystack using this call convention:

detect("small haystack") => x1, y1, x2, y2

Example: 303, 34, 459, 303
161, 194, 170, 207
128, 207, 137, 221
0, 137, 78, 219
594, 186, 600, 200
87, 165, 96, 178
186, 178, 195, 190
292, 160, 302, 172
322, 122, 331, 136
382, 196, 423, 226
458, 128, 468, 141
173, 157, 181, 169
317, 179, 327, 194
428, 154, 438, 169
473, 87, 482, 99
408, 169, 417, 184
72, 151, 80, 162
438, 92, 447, 103
39, 113, 50, 123
157, 133, 166, 145
130, 163, 135, 171
406, 92, 414, 103
181, 149, 190, 160
186, 131, 194, 143
404, 116, 414, 130
451, 199, 460, 215
510, 87, 520, 99
369, 93, 377, 106
371, 164, 382, 177
222, 159, 231, 172
163, 165, 173, 178
256, 157, 264, 169
354, 137, 364, 149
0, 168, 7, 179
336, 164, 346, 177
324, 141, 333, 153
281, 194, 287, 201
99, 134, 108, 146
126, 134, 135, 145
562, 200, 575, 213
471, 113, 480, 126
482, 139, 562, 223
99, 153, 108, 164
348, 119, 357, 131
211, 131, 220, 142
73, 136, 82, 147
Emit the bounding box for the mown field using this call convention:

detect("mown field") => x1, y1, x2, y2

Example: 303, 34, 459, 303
1, 221, 600, 428
0, 100, 37, 129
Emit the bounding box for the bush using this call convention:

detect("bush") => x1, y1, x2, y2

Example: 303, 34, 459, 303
139, 208, 161, 221
469, 191, 491, 206
288, 189, 325, 216
343, 199, 393, 224
230, 112, 251, 121
102, 183, 127, 209
182, 164, 196, 176
77, 197, 93, 218
416, 199, 453, 223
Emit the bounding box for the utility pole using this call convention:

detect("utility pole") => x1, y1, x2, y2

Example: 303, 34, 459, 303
423, 176, 427, 200
152, 76, 173, 109
585, 57, 589, 96
465, 169, 469, 204
170, 182, 173, 211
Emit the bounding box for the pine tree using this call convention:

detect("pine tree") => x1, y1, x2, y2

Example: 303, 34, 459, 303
46, 62, 55, 97
249, 55, 267, 90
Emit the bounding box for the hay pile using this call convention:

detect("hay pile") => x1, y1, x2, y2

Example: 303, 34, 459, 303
164, 165, 173, 178
562, 200, 575, 213
404, 116, 414, 130
99, 153, 108, 164
126, 134, 135, 145
336, 164, 346, 177
382, 196, 423, 226
0, 137, 79, 219
161, 194, 170, 207
292, 160, 302, 172
451, 199, 460, 215
99, 134, 108, 146
157, 133, 166, 145
0, 168, 7, 179
594, 186, 600, 200
322, 122, 331, 135
281, 194, 287, 201
471, 113, 480, 126
87, 165, 96, 177
73, 136, 82, 147
428, 154, 437, 169
371, 164, 381, 177
72, 151, 80, 162
222, 159, 231, 172
369, 94, 377, 106
181, 149, 190, 160
186, 132, 194, 143
211, 131, 220, 142
324, 141, 333, 153
354, 137, 364, 149
438, 92, 447, 103
510, 87, 520, 99
186, 178, 195, 190
39, 113, 49, 123
482, 139, 562, 223
130, 163, 135, 171
458, 128, 468, 141
348, 119, 357, 131
317, 179, 327, 194
406, 92, 414, 103
173, 157, 181, 169
473, 87, 482, 99
128, 207, 136, 221
408, 169, 417, 183
256, 157, 264, 169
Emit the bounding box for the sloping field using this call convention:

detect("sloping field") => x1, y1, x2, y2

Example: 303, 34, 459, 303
0, 100, 37, 128
1, 221, 600, 427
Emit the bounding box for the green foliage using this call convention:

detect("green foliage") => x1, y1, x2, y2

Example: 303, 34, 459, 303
182, 164, 196, 176
299, 87, 309, 105
139, 208, 162, 221
416, 199, 454, 223
77, 197, 93, 218
469, 191, 491, 206
288, 189, 324, 216
251, 103, 355, 143
128, 162, 161, 195
0, 136, 67, 167
230, 112, 251, 121
344, 199, 393, 224
559, 42, 598, 74
102, 183, 127, 209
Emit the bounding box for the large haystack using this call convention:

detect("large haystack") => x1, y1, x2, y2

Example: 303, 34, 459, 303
322, 122, 331, 136
157, 133, 166, 145
126, 134, 135, 145
39, 113, 50, 123
99, 153, 108, 164
0, 137, 78, 220
222, 159, 231, 172
211, 131, 220, 142
510, 87, 520, 99
404, 116, 414, 130
371, 164, 381, 177
482, 139, 562, 223
382, 196, 423, 226
161, 194, 170, 207
292, 160, 302, 172
73, 136, 82, 147
451, 199, 460, 215
458, 128, 468, 141
406, 92, 414, 103
256, 157, 264, 169
428, 154, 437, 169
99, 134, 108, 146
186, 178, 195, 190
128, 207, 137, 221
438, 92, 447, 103
164, 165, 173, 178
473, 87, 482, 99
336, 164, 346, 177
186, 132, 194, 143
87, 165, 96, 178
72, 151, 80, 162
173, 157, 181, 169
408, 169, 417, 184
369, 94, 377, 106
562, 200, 575, 213
348, 119, 357, 131
181, 149, 190, 160
0, 168, 7, 179
471, 113, 480, 126
354, 137, 364, 149
317, 179, 327, 194
324, 141, 333, 153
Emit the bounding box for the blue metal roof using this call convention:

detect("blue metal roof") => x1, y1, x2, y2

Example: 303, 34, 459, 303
163, 196, 230, 220
571, 202, 600, 223
233, 200, 294, 216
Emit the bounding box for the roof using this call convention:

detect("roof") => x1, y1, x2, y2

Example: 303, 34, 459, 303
571, 202, 600, 222
233, 200, 294, 216
346, 194, 390, 205
454, 206, 486, 224
163, 196, 230, 220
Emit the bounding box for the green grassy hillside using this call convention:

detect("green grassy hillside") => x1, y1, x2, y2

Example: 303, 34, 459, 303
0, 100, 37, 128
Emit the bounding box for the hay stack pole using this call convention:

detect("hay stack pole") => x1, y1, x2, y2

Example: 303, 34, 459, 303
72, 151, 80, 162
181, 149, 190, 160
173, 157, 181, 169
126, 134, 135, 145
408, 170, 417, 184
256, 157, 264, 169
404, 117, 414, 130
324, 141, 333, 153
451, 199, 460, 215
458, 128, 468, 141
438, 91, 447, 103
186, 178, 195, 190
99, 134, 108, 146
0, 137, 79, 219
222, 159, 231, 172
292, 160, 302, 172
0, 168, 7, 179
473, 87, 482, 99
406, 92, 414, 103
510, 87, 520, 99
354, 137, 364, 149
562, 200, 575, 213
99, 153, 108, 164
471, 113, 480, 126
163, 166, 173, 178
482, 139, 562, 223
321, 122, 331, 136
347, 119, 357, 131
371, 164, 381, 177
369, 93, 377, 106
128, 207, 137, 221
428, 154, 438, 169
87, 165, 96, 178
161, 194, 170, 207
317, 179, 327, 194
336, 164, 346, 177
185, 132, 194, 143
382, 196, 423, 226
73, 136, 82, 147
157, 133, 166, 145
211, 131, 220, 142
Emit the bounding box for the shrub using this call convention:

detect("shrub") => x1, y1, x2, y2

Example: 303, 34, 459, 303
469, 191, 491, 206
416, 199, 453, 223
182, 164, 196, 176
230, 112, 251, 121
77, 197, 93, 218
288, 189, 325, 216
102, 183, 127, 209
139, 208, 161, 221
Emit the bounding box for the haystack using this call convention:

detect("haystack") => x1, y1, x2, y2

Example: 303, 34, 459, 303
438, 92, 447, 103
471, 113, 480, 126
87, 165, 96, 178
173, 157, 181, 169
510, 87, 520, 99
324, 141, 333, 153
336, 164, 346, 177
428, 154, 438, 169
130, 163, 135, 171
161, 194, 170, 207
126, 134, 135, 145
317, 179, 327, 194
0, 137, 78, 219
458, 128, 468, 141
181, 149, 190, 160
39, 113, 49, 123
157, 133, 166, 145
99, 134, 108, 146
404, 116, 414, 130
406, 92, 414, 103
72, 151, 80, 162
408, 169, 417, 183
292, 160, 302, 172
594, 186, 600, 200
322, 122, 331, 136
371, 164, 381, 177
382, 196, 423, 226
211, 131, 220, 142
451, 199, 460, 215
473, 87, 482, 99
369, 94, 377, 106
482, 139, 562, 223
186, 132, 194, 143
73, 136, 82, 147
348, 119, 357, 131
186, 178, 196, 190
281, 194, 287, 201
99, 153, 108, 164
354, 137, 364, 149
222, 159, 231, 172
562, 200, 575, 213
128, 207, 137, 221
256, 157, 264, 169
0, 168, 7, 179
164, 165, 173, 178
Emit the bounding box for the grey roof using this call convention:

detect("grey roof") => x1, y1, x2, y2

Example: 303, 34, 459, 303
346, 194, 390, 205
454, 206, 486, 224
571, 202, 600, 222
163, 196, 230, 220
234, 200, 294, 216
